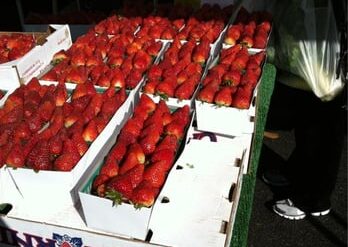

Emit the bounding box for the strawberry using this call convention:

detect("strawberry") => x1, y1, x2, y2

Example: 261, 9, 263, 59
143, 161, 167, 188
64, 111, 80, 128
164, 120, 186, 140
41, 69, 57, 81
105, 164, 145, 204
48, 134, 63, 156
27, 140, 52, 171
147, 65, 163, 81
94, 115, 109, 133
71, 95, 92, 112
126, 68, 143, 89
86, 55, 103, 67
54, 82, 68, 106
65, 66, 87, 84
67, 118, 85, 137
27, 112, 44, 133
0, 106, 23, 125
214, 87, 233, 106
12, 122, 31, 144
145, 41, 162, 57
119, 143, 145, 175
137, 94, 156, 114
72, 133, 89, 156
101, 156, 120, 178
54, 152, 80, 171
232, 85, 253, 109
110, 68, 126, 89
139, 129, 161, 155
6, 144, 25, 168
222, 70, 241, 86
155, 81, 176, 99
151, 148, 175, 170
52, 50, 69, 65
130, 181, 160, 208
70, 52, 86, 67
174, 80, 196, 100
82, 119, 98, 143
142, 80, 159, 94
171, 105, 190, 126
38, 100, 55, 122
83, 94, 104, 121
118, 117, 143, 145
90, 64, 109, 82
241, 35, 254, 48
92, 174, 110, 197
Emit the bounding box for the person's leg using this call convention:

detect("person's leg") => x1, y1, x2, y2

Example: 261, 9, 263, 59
274, 88, 345, 218
289, 93, 345, 213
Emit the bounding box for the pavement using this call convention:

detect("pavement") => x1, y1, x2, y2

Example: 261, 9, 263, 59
247, 130, 347, 247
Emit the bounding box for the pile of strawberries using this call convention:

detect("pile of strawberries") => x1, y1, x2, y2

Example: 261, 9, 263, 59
142, 37, 210, 100
0, 33, 36, 63
92, 94, 191, 208
224, 8, 272, 49
197, 45, 265, 109
42, 19, 162, 89
135, 16, 185, 40
93, 15, 142, 36
0, 78, 126, 171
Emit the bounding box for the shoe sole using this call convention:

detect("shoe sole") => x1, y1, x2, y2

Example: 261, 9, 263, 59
273, 205, 306, 220
273, 206, 331, 219
311, 209, 330, 216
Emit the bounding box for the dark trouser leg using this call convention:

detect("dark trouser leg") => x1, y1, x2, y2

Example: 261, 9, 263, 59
289, 90, 345, 212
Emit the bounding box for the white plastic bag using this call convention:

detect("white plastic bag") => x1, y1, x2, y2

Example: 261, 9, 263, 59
269, 0, 344, 101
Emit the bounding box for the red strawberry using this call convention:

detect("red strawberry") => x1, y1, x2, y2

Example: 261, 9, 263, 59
72, 133, 89, 156
54, 152, 80, 171
54, 82, 68, 106
27, 112, 44, 133
110, 68, 126, 89
139, 129, 161, 155
0, 106, 23, 124
155, 135, 178, 152
164, 120, 185, 140
27, 140, 52, 171
143, 161, 167, 188
171, 105, 190, 125
147, 65, 163, 81
48, 134, 63, 156
130, 181, 160, 208
126, 68, 143, 89
137, 94, 156, 114
142, 80, 159, 95
174, 80, 196, 100
155, 80, 176, 99
52, 50, 69, 65
65, 67, 88, 84
222, 70, 241, 86
118, 118, 143, 145
38, 100, 55, 122
92, 174, 110, 197
151, 148, 175, 170
64, 111, 80, 128
119, 143, 145, 175
106, 164, 145, 204
214, 87, 233, 106
71, 95, 92, 112
70, 52, 86, 67
82, 119, 98, 143
12, 122, 31, 144
6, 144, 25, 168
41, 69, 57, 81
232, 85, 253, 109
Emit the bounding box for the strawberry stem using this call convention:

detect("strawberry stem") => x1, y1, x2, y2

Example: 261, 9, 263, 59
105, 190, 123, 206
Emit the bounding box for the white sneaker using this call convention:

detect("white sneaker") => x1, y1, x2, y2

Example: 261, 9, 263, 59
273, 199, 330, 220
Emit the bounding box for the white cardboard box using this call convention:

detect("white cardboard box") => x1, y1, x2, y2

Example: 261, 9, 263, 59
0, 82, 133, 211
0, 25, 72, 91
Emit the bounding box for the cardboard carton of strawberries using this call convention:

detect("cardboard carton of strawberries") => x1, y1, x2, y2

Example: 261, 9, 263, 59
0, 25, 72, 91
79, 94, 193, 239
222, 7, 272, 53
195, 44, 266, 136
0, 77, 131, 209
